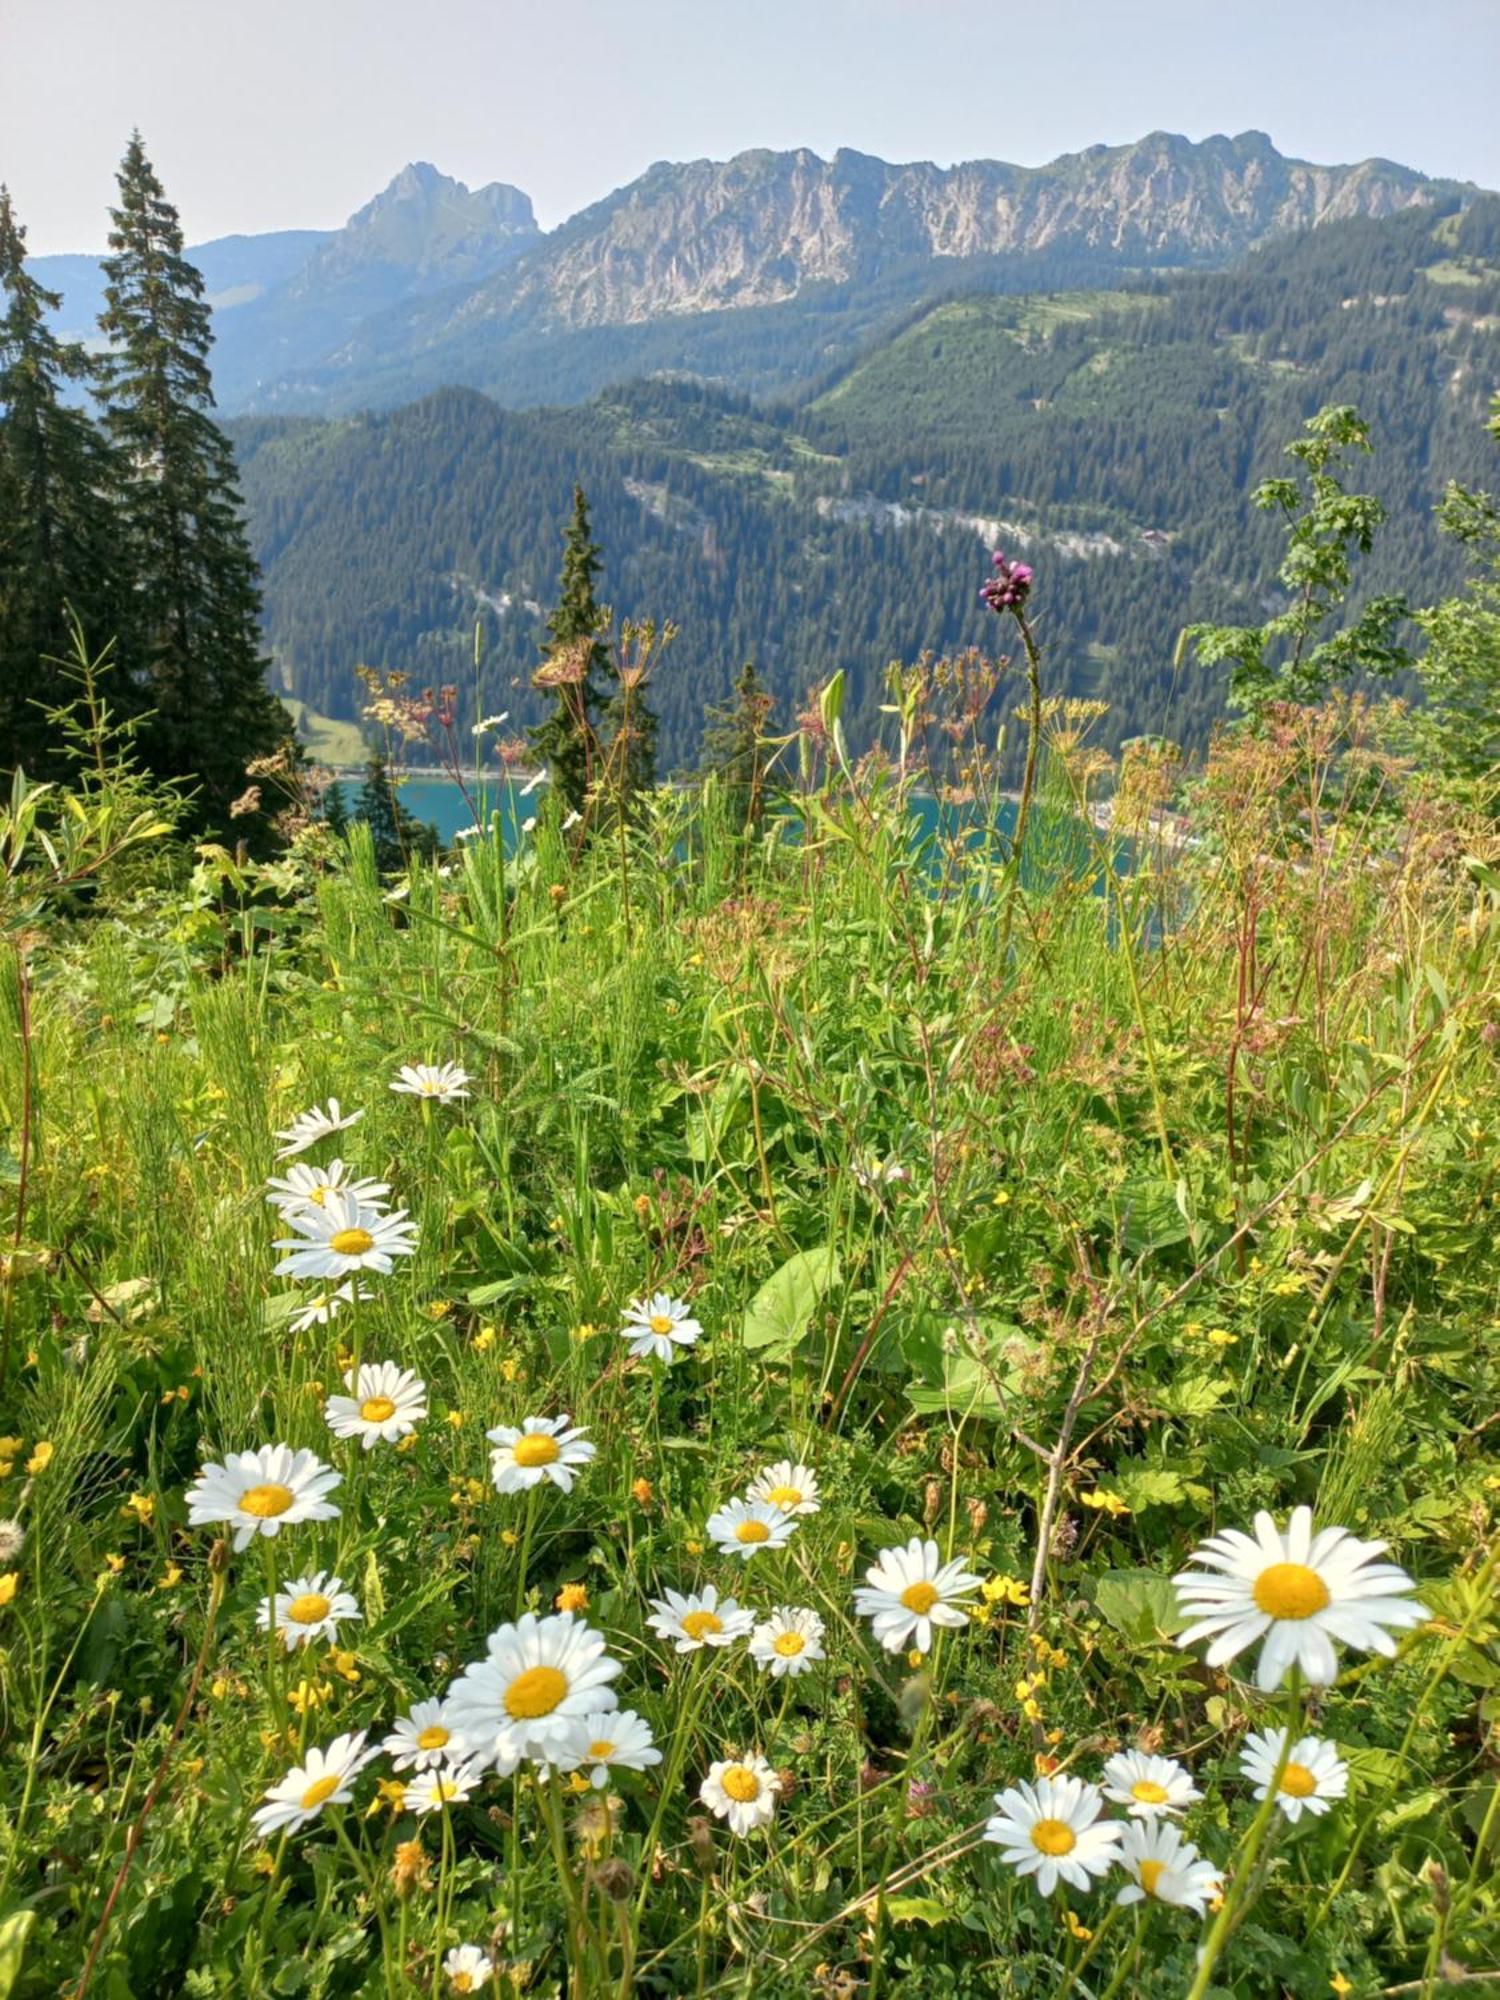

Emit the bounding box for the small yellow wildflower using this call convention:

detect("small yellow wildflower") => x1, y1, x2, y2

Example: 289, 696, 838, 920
1330, 1977, 1353, 1999
991, 1188, 1011, 1207
571, 1322, 598, 1343
26, 1441, 54, 1476
1207, 1328, 1237, 1349
1061, 1909, 1092, 1942
158, 1563, 183, 1591
500, 1357, 520, 1383
631, 1478, 654, 1505
500, 1529, 519, 1548
0, 1573, 17, 1607
122, 1493, 155, 1525
555, 1583, 589, 1613
445, 1410, 465, 1430
211, 1677, 231, 1700
1022, 1697, 1043, 1722
104, 1553, 127, 1575
1080, 1489, 1130, 1518
329, 1649, 361, 1683
907, 1649, 924, 1669
472, 1325, 497, 1353
252, 1849, 277, 1877
684, 1539, 704, 1558
981, 1574, 1029, 1607
633, 1194, 653, 1220
0, 1437, 22, 1457
288, 1678, 332, 1716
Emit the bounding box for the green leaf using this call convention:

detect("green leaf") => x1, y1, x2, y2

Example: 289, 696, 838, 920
1112, 1465, 1188, 1511
1093, 1569, 1186, 1643
883, 1895, 948, 1927
742, 1247, 841, 1355
0, 1911, 34, 2000
903, 1319, 1030, 1420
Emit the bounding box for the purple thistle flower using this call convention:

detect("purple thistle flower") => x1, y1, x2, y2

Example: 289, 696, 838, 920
982, 549, 1033, 613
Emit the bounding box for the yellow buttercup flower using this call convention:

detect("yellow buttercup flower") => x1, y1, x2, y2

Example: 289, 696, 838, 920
1080, 1490, 1130, 1518
0, 1573, 18, 1606
122, 1493, 155, 1524
26, 1441, 54, 1476
473, 1326, 497, 1353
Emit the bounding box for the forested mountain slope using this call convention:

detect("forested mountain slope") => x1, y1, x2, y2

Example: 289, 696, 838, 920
230, 201, 1500, 766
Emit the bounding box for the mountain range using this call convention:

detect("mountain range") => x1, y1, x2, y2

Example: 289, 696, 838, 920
35, 132, 1471, 415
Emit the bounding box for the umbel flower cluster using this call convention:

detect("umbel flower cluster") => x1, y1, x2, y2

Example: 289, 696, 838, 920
180, 1071, 1429, 1986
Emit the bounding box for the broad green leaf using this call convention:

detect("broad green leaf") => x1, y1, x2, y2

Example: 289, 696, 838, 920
742, 1248, 841, 1355
883, 1895, 948, 1927
0, 1911, 34, 2000
1093, 1569, 1186, 1643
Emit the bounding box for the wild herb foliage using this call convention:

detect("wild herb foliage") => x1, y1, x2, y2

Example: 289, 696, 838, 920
0, 635, 1497, 1998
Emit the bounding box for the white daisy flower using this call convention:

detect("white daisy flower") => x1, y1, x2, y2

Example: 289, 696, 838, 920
324, 1361, 428, 1450
250, 1730, 377, 1836
274, 1099, 364, 1160
1115, 1819, 1222, 1914
405, 1760, 486, 1816
487, 1414, 595, 1494
620, 1292, 701, 1365
699, 1754, 782, 1836
983, 1774, 1122, 1897
646, 1585, 755, 1653
554, 1709, 662, 1788
257, 1570, 361, 1651
383, 1699, 476, 1773
185, 1443, 341, 1551
264, 1158, 390, 1220
746, 1460, 821, 1517
391, 1061, 472, 1103
706, 1497, 798, 1559
1100, 1749, 1202, 1819
1239, 1730, 1349, 1822
853, 1536, 982, 1654
443, 1943, 494, 1994
749, 1606, 826, 1677
444, 1611, 622, 1765
1174, 1506, 1424, 1691
273, 1190, 418, 1280
287, 1281, 369, 1335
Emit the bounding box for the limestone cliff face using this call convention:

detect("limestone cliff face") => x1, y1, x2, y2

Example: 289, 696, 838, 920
454, 131, 1451, 333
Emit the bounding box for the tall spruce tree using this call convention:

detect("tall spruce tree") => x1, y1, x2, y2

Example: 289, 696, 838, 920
97, 133, 288, 827
529, 484, 608, 813
701, 661, 774, 829
0, 188, 123, 779
355, 755, 438, 873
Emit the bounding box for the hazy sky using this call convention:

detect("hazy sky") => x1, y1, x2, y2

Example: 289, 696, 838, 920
5, 0, 1499, 254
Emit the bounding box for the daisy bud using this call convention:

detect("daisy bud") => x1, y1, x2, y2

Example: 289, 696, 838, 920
208, 1538, 231, 1574
923, 1479, 942, 1527
687, 1814, 717, 1876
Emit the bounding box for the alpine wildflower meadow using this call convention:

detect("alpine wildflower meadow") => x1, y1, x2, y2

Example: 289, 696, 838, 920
1, 545, 1498, 2000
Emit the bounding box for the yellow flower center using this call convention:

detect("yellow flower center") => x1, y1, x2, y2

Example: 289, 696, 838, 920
773, 1630, 807, 1657
1131, 1780, 1170, 1805
721, 1764, 761, 1803
239, 1482, 295, 1519
308, 1184, 332, 1207
415, 1725, 450, 1752
512, 1434, 561, 1468
360, 1396, 397, 1423
765, 1485, 803, 1508
452, 1977, 474, 1995
287, 1592, 332, 1625
503, 1665, 568, 1719
300, 1773, 342, 1811
1252, 1562, 1330, 1621
1139, 1858, 1167, 1898
431, 1778, 459, 1803
680, 1609, 724, 1641
735, 1520, 771, 1545
330, 1227, 376, 1257
900, 1580, 940, 1615
1280, 1762, 1318, 1798
588, 1738, 616, 1760
1029, 1817, 1077, 1857
648, 1314, 675, 1335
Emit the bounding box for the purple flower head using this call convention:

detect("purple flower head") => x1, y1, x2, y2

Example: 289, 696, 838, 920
981, 549, 1033, 614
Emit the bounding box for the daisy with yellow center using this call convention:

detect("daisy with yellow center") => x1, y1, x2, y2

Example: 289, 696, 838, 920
444, 1611, 623, 1765
1174, 1506, 1423, 1690
185, 1443, 341, 1551
383, 1698, 477, 1773
700, 1754, 782, 1836
1239, 1730, 1349, 1822
556, 1708, 662, 1788
325, 1361, 428, 1450
853, 1535, 982, 1654
273, 1099, 364, 1162
274, 1190, 418, 1281
705, 1497, 798, 1560
487, 1414, 596, 1495
749, 1606, 826, 1678
257, 1570, 361, 1652
647, 1585, 755, 1653
251, 1730, 377, 1836
264, 1158, 390, 1221
405, 1760, 485, 1816
746, 1459, 822, 1518
442, 1945, 494, 1995
1115, 1820, 1221, 1915
391, 1061, 472, 1104
983, 1775, 1122, 1897
1100, 1749, 1202, 1819
619, 1291, 702, 1365
288, 1280, 369, 1336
